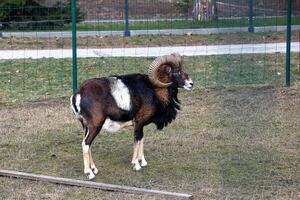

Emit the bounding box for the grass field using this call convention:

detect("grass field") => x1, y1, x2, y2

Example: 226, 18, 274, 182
0, 54, 299, 199
0, 85, 299, 199
1, 31, 299, 50
1, 54, 300, 104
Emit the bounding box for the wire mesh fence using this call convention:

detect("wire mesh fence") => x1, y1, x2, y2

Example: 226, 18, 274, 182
0, 0, 299, 104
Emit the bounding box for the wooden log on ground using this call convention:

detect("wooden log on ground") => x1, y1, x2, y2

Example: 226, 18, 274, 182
0, 169, 193, 199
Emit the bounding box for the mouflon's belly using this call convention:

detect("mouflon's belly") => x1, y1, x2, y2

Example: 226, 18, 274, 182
102, 118, 133, 133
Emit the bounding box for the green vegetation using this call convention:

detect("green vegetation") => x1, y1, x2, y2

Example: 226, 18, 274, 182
0, 0, 83, 30
0, 54, 299, 104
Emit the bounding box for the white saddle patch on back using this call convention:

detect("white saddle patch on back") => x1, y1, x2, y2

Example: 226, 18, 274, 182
110, 78, 131, 111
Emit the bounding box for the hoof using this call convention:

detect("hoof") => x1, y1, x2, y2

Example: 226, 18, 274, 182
133, 165, 142, 171
133, 163, 142, 171
141, 159, 148, 167
85, 171, 95, 180
140, 156, 148, 167
91, 167, 99, 175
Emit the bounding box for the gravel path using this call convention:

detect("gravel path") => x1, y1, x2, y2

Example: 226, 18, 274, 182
0, 42, 299, 60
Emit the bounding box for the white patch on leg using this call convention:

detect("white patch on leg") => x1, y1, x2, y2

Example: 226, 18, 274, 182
109, 78, 131, 111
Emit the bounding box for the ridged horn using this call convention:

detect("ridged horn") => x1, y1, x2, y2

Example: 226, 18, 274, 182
171, 52, 182, 68
148, 53, 181, 88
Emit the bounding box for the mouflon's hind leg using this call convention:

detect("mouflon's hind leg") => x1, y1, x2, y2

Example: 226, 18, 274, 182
82, 138, 94, 180
82, 123, 103, 180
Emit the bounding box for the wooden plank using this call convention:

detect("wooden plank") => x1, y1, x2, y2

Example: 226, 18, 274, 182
0, 169, 193, 199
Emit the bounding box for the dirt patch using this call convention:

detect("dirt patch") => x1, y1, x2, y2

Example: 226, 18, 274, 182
0, 97, 74, 141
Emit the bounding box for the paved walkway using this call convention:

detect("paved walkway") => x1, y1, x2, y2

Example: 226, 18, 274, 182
2, 25, 300, 38
0, 42, 299, 60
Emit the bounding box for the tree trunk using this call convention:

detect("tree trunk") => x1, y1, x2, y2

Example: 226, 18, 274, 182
193, 0, 217, 21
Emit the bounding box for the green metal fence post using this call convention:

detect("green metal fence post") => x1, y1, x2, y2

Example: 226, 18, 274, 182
286, 0, 292, 87
124, 0, 131, 37
71, 0, 78, 93
248, 0, 254, 32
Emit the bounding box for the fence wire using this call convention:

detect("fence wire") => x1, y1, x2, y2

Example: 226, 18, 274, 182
0, 0, 299, 103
